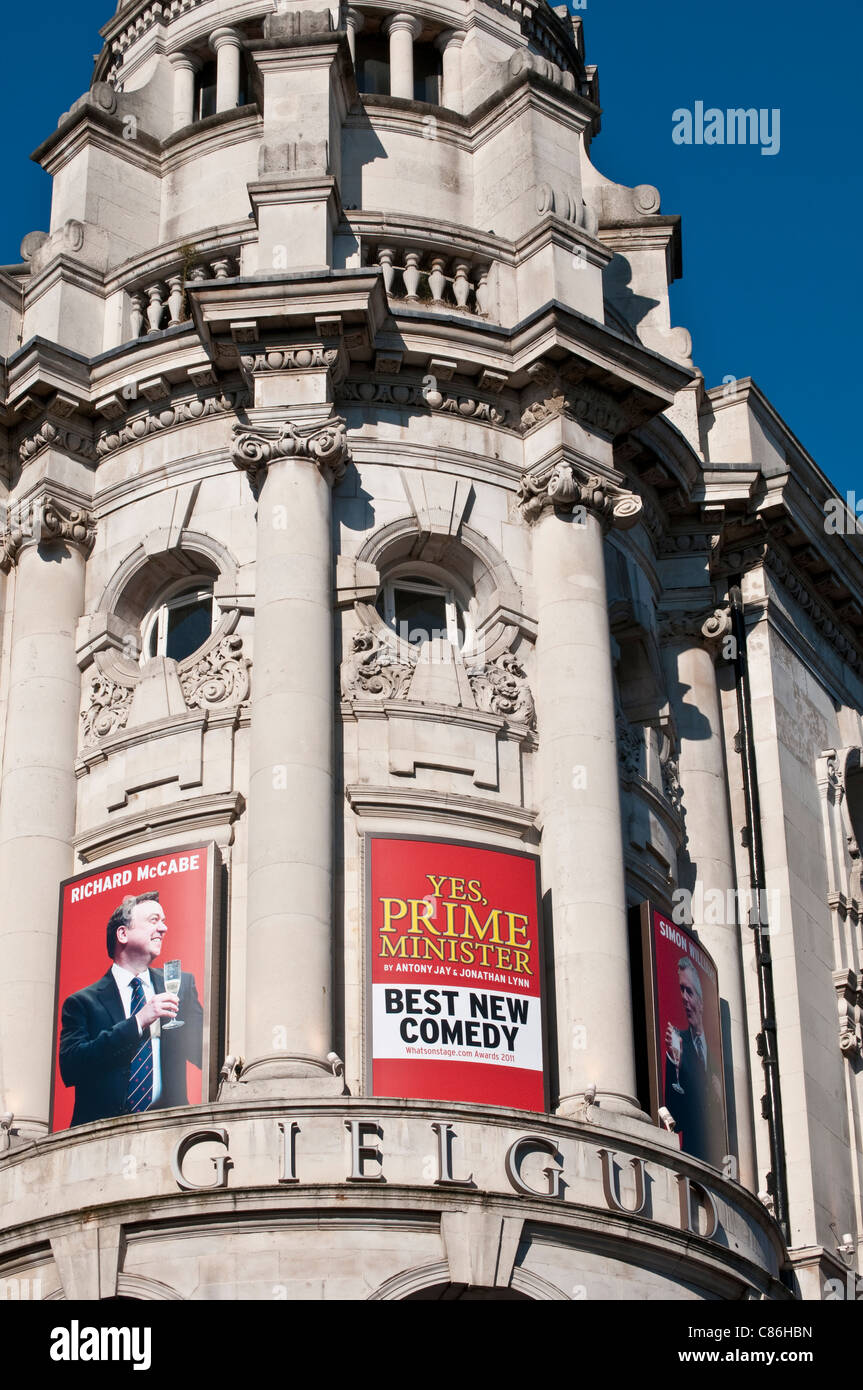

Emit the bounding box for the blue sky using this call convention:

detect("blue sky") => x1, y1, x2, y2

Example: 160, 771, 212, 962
0, 0, 858, 492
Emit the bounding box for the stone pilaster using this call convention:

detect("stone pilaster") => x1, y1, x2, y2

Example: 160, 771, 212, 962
0, 492, 95, 1135
519, 458, 645, 1119
230, 414, 347, 1095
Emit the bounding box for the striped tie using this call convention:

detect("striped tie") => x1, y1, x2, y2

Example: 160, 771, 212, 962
127, 975, 153, 1113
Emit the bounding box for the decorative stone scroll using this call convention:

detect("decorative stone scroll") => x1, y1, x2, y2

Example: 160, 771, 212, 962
81, 675, 134, 744
467, 653, 536, 729
180, 634, 250, 710
1, 495, 96, 573
232, 417, 349, 489
340, 628, 414, 702
19, 420, 97, 465
517, 463, 643, 530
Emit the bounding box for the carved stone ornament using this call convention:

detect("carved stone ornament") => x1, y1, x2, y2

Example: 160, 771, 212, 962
340, 628, 414, 701
521, 371, 629, 438
19, 419, 97, 465
81, 674, 134, 744
240, 347, 341, 375
232, 417, 349, 487
518, 463, 643, 530
1, 495, 96, 572
337, 378, 510, 428
180, 634, 250, 710
467, 653, 536, 729
616, 705, 644, 780
97, 391, 248, 459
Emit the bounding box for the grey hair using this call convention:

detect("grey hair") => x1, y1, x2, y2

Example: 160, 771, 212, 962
677, 956, 703, 1000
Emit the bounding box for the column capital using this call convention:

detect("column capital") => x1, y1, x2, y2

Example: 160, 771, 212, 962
231, 415, 349, 489
435, 28, 467, 52
210, 25, 243, 52
1, 492, 96, 573
383, 12, 423, 40
657, 605, 732, 649
169, 51, 202, 73
517, 462, 642, 531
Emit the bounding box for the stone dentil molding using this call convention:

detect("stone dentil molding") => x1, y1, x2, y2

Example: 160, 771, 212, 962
1, 494, 96, 573
231, 417, 349, 488
517, 461, 643, 529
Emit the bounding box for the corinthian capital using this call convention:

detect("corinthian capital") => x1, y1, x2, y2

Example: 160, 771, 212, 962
517, 461, 643, 530
1, 493, 96, 572
231, 416, 349, 488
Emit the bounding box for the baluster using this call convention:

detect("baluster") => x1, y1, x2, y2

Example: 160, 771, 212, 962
377, 246, 397, 296
210, 257, 232, 280
129, 291, 146, 339
403, 250, 422, 301
474, 264, 491, 316
187, 263, 208, 283
452, 259, 471, 309
166, 273, 185, 326
428, 256, 447, 304
145, 283, 167, 333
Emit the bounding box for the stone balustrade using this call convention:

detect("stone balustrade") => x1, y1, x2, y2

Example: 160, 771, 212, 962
366, 244, 492, 317
127, 253, 240, 338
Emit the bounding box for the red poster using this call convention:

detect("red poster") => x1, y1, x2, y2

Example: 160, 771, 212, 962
51, 846, 217, 1133
368, 836, 545, 1112
643, 907, 727, 1166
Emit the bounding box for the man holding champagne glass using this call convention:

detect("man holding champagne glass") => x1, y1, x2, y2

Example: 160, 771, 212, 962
59, 891, 203, 1126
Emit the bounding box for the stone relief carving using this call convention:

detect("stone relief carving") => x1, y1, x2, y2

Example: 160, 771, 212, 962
96, 391, 249, 458
81, 675, 134, 744
615, 705, 644, 780
337, 378, 510, 428
1, 495, 96, 573
19, 420, 97, 465
232, 417, 349, 487
340, 628, 414, 701
467, 653, 536, 729
518, 463, 643, 529
240, 347, 340, 375
521, 369, 629, 438
180, 634, 250, 711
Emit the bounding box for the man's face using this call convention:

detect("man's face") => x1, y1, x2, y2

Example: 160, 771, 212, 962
117, 901, 167, 963
678, 967, 704, 1034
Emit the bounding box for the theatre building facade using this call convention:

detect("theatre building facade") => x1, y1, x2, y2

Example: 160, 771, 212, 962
0, 0, 861, 1302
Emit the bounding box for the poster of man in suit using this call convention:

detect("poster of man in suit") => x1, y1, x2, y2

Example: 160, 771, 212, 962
639, 907, 727, 1168
51, 846, 217, 1132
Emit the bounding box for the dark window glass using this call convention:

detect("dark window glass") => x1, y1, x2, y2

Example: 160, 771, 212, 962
393, 587, 448, 644
165, 596, 213, 661
356, 36, 390, 95
195, 61, 218, 120
414, 44, 442, 104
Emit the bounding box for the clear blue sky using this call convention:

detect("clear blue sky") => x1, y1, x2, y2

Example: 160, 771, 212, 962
0, 0, 858, 493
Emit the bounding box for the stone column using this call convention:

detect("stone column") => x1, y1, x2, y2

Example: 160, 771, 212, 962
661, 611, 757, 1186
384, 13, 422, 100
231, 415, 348, 1093
211, 27, 243, 113
0, 496, 95, 1135
435, 29, 466, 113
345, 7, 365, 64
520, 461, 644, 1118
169, 53, 200, 131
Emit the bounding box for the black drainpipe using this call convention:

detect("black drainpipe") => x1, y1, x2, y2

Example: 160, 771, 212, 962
728, 583, 791, 1248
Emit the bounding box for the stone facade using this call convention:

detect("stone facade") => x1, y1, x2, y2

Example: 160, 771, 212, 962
0, 0, 859, 1301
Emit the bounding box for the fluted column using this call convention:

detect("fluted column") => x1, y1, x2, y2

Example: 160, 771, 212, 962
0, 496, 95, 1135
436, 29, 466, 113
169, 52, 200, 131
384, 13, 422, 99
520, 462, 644, 1118
345, 7, 365, 63
662, 610, 757, 1186
231, 416, 348, 1092
211, 27, 242, 113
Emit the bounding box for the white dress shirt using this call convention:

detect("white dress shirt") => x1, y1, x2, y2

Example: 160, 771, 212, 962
111, 963, 162, 1104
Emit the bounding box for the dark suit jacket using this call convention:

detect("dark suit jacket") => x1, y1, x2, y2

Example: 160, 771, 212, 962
59, 967, 203, 1127
664, 1027, 725, 1167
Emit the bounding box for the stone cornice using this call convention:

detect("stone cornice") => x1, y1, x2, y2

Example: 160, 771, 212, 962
232, 415, 349, 488
517, 460, 643, 530
1, 491, 96, 572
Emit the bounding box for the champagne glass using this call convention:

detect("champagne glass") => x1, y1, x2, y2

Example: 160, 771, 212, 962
667, 1025, 684, 1095
162, 958, 184, 1030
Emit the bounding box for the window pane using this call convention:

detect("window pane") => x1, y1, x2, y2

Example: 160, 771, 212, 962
393, 588, 448, 644
165, 597, 212, 662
